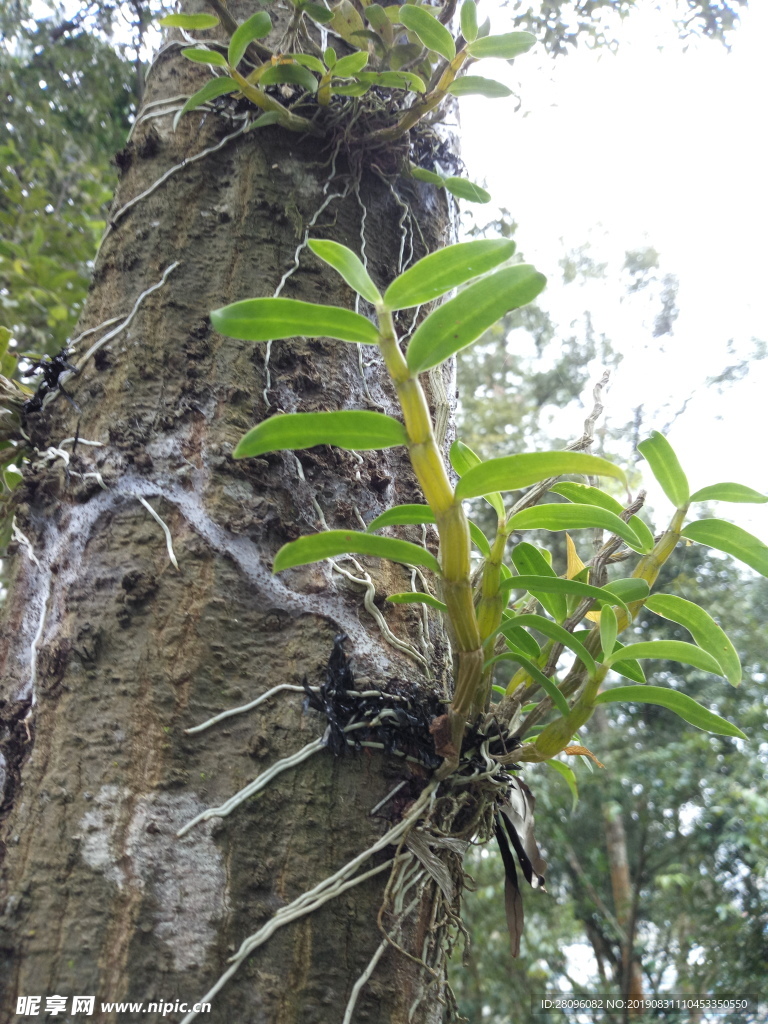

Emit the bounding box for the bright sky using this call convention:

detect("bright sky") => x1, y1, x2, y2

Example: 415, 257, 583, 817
458, 0, 768, 536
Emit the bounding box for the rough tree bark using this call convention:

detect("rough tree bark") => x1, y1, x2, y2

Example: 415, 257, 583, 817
0, 11, 461, 1021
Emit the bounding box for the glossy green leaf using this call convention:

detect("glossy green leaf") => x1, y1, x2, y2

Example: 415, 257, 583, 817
645, 593, 741, 685
308, 240, 382, 305
599, 604, 617, 660
449, 439, 506, 520
161, 13, 220, 29
233, 410, 407, 459
637, 431, 689, 509
273, 530, 441, 574
447, 76, 513, 98
689, 482, 768, 504
607, 656, 647, 685
510, 542, 566, 622
550, 482, 654, 553
489, 614, 597, 677
501, 623, 541, 660
332, 82, 371, 96
456, 451, 626, 500
259, 63, 319, 93
290, 53, 327, 73
399, 4, 455, 60
444, 177, 491, 204
333, 51, 370, 76
603, 640, 723, 675
486, 653, 570, 717
594, 686, 746, 739
406, 265, 546, 373
247, 111, 282, 131
383, 239, 516, 311
601, 578, 650, 604
682, 518, 768, 578
367, 504, 434, 531
324, 46, 337, 67
507, 504, 642, 550
302, 3, 334, 24
500, 575, 631, 616
546, 759, 578, 811
467, 31, 536, 59
173, 77, 240, 128
468, 521, 492, 558
357, 70, 426, 92
410, 165, 445, 186
386, 592, 447, 612
181, 47, 229, 68
211, 297, 379, 345
229, 12, 273, 67
460, 0, 478, 42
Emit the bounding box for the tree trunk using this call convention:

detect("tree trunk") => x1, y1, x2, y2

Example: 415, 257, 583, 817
0, 18, 458, 1022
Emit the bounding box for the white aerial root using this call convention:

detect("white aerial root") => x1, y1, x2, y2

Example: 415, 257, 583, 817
176, 734, 327, 837
11, 520, 41, 568
332, 557, 431, 673
185, 682, 309, 735
137, 496, 179, 571
180, 780, 437, 1024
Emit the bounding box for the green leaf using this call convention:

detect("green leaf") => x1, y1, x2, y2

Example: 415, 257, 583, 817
333, 51, 370, 76
302, 2, 334, 24
599, 604, 617, 660
308, 240, 382, 305
443, 177, 491, 204
410, 165, 445, 186
456, 451, 626, 500
329, 0, 366, 47
289, 53, 327, 73
247, 111, 282, 131
406, 264, 545, 373
507, 504, 642, 550
500, 575, 632, 616
386, 592, 447, 612
181, 47, 229, 68
259, 63, 319, 93
358, 70, 426, 92
468, 521, 492, 558
510, 542, 566, 622
489, 614, 597, 677
594, 686, 746, 739
211, 297, 379, 345
399, 4, 455, 60
229, 11, 273, 67
383, 239, 515, 311
645, 593, 741, 686
447, 76, 513, 98
550, 481, 623, 515
324, 46, 337, 67
460, 0, 478, 42
485, 653, 570, 718
160, 13, 220, 29
689, 482, 768, 504
607, 643, 647, 684
603, 641, 723, 675
332, 82, 371, 96
601, 578, 650, 604
273, 530, 441, 574
637, 431, 689, 509
682, 518, 768, 578
466, 31, 536, 59
551, 482, 654, 553
546, 759, 578, 811
173, 78, 240, 129
233, 410, 407, 459
449, 439, 506, 520
501, 623, 541, 660
367, 504, 435, 531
